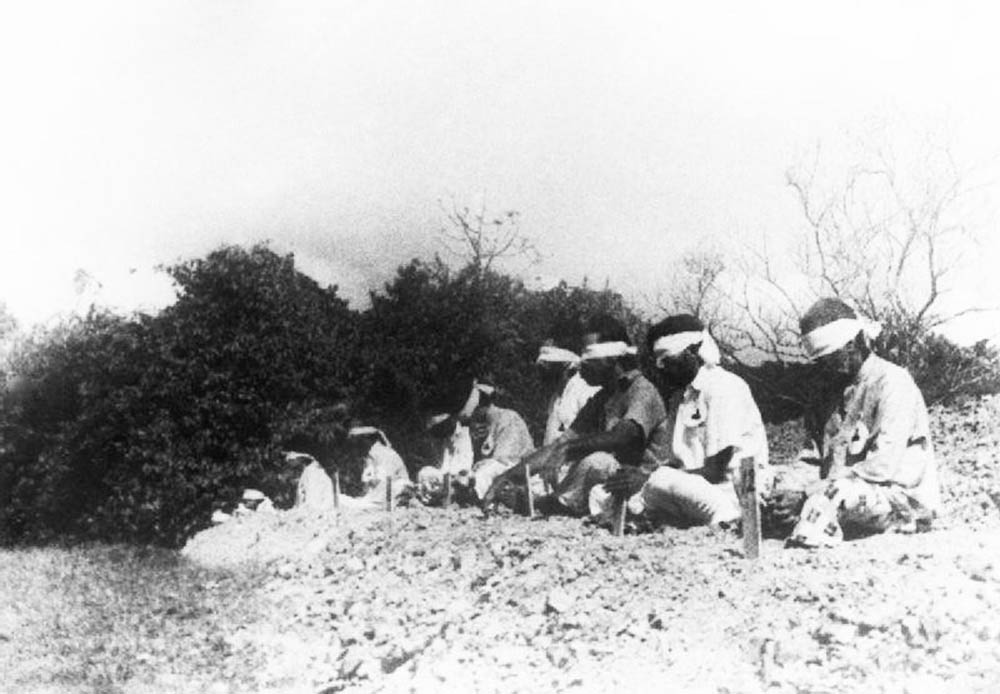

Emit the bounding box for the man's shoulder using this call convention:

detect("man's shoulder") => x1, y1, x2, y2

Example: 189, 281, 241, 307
621, 372, 667, 412
705, 366, 753, 396
493, 405, 530, 427
624, 371, 661, 397
865, 355, 921, 392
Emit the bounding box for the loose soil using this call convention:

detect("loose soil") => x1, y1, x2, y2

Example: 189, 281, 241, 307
4, 397, 1000, 693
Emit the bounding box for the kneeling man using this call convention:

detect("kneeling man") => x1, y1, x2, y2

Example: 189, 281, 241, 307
484, 314, 668, 516
592, 314, 770, 527
783, 299, 940, 547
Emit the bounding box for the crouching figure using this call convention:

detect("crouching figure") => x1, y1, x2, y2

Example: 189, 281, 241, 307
774, 299, 940, 548
590, 314, 770, 528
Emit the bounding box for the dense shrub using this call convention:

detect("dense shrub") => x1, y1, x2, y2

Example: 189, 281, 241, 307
359, 259, 641, 465
1, 241, 998, 546
1, 245, 361, 546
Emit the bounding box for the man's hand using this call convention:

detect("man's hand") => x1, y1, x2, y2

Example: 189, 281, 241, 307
604, 466, 649, 500
701, 446, 735, 484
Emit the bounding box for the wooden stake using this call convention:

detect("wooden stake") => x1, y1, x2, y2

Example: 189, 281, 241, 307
739, 457, 761, 559
385, 475, 394, 513
525, 461, 534, 518
611, 496, 627, 537
443, 472, 452, 508
332, 470, 341, 511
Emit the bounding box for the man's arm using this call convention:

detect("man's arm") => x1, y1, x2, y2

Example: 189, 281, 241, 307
564, 419, 644, 462
481, 420, 643, 508
850, 370, 923, 485
687, 445, 735, 484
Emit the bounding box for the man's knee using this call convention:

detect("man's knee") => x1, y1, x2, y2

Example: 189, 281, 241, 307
645, 466, 686, 495
578, 451, 619, 478
417, 466, 442, 486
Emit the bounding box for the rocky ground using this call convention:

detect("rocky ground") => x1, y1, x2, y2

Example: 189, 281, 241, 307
3, 396, 1000, 694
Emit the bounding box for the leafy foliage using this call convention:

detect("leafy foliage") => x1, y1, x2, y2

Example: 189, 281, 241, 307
1, 245, 361, 546
0, 238, 996, 546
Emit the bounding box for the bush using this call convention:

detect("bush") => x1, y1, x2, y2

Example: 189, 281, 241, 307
359, 259, 641, 463
1, 245, 362, 546
4, 240, 995, 547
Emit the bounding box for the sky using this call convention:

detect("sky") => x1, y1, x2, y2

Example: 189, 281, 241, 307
3, 1, 1000, 344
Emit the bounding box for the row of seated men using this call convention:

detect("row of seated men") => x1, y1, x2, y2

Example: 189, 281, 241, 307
293, 298, 941, 549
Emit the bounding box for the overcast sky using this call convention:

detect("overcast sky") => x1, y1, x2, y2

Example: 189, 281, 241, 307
3, 1, 1000, 343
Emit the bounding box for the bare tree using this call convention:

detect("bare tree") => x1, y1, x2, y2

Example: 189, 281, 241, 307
727, 130, 995, 367
657, 250, 725, 320
438, 197, 541, 278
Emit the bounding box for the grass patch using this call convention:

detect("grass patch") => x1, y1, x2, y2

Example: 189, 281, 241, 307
0, 543, 272, 694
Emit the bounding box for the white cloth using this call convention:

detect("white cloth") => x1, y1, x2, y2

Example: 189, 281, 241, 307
667, 366, 769, 476
347, 426, 390, 446
536, 345, 580, 366
580, 341, 638, 361
589, 467, 741, 526
801, 317, 882, 360
440, 423, 474, 476
360, 441, 411, 506
295, 460, 335, 511
652, 330, 721, 367
543, 372, 600, 445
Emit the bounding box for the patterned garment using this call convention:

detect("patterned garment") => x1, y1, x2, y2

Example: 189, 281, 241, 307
789, 354, 940, 546
809, 354, 940, 512
788, 476, 929, 547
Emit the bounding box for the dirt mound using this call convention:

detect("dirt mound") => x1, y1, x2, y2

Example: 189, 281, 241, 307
180, 396, 1000, 693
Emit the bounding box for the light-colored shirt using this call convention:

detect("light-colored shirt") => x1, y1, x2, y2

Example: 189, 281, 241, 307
815, 354, 939, 511
439, 423, 474, 476
295, 460, 335, 510
662, 365, 769, 481
471, 405, 534, 468
360, 441, 411, 502
543, 372, 600, 445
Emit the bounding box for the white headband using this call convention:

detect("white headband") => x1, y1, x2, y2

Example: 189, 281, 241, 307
425, 412, 451, 429
474, 381, 496, 396
801, 317, 882, 360
535, 345, 580, 366
347, 426, 390, 446
652, 330, 721, 367
580, 341, 638, 361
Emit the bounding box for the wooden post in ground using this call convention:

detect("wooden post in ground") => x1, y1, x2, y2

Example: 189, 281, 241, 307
443, 472, 452, 508
524, 461, 534, 518
739, 457, 761, 559
611, 496, 627, 537
385, 475, 394, 513
333, 470, 341, 511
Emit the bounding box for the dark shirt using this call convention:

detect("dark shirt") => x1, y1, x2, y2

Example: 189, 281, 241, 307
569, 370, 668, 467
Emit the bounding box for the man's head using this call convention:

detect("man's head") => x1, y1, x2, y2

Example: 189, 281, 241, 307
799, 298, 875, 381
346, 425, 389, 455
647, 314, 710, 390
578, 314, 636, 387
422, 375, 483, 438
535, 336, 580, 388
